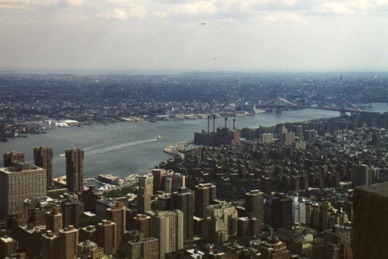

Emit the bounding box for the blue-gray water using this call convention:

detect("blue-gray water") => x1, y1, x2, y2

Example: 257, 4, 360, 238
2, 103, 387, 178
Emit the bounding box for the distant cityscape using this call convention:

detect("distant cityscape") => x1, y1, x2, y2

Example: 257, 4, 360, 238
1, 73, 388, 259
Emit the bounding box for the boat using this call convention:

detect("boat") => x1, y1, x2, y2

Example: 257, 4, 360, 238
153, 135, 162, 140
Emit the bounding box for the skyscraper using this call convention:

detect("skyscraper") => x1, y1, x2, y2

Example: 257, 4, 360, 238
58, 225, 79, 259
3, 151, 24, 167
97, 220, 116, 256
65, 148, 84, 193
172, 187, 194, 241
134, 214, 151, 238
194, 183, 216, 218
150, 210, 184, 259
245, 189, 264, 225
138, 174, 153, 213
0, 162, 46, 216
106, 201, 126, 250
33, 146, 53, 187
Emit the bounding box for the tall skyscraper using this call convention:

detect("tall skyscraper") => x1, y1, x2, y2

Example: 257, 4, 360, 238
97, 220, 116, 256
134, 214, 151, 238
58, 225, 79, 259
3, 151, 24, 167
152, 168, 165, 193
33, 146, 53, 187
41, 230, 58, 259
150, 210, 184, 259
172, 187, 194, 241
245, 189, 264, 225
138, 174, 153, 213
61, 194, 85, 228
106, 201, 126, 251
271, 195, 293, 229
65, 148, 84, 193
0, 162, 46, 216
194, 183, 216, 218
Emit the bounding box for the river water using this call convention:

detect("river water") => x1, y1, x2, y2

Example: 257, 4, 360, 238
2, 103, 387, 178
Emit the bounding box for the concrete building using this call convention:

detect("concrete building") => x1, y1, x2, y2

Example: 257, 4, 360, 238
245, 189, 264, 225
126, 231, 159, 259
46, 206, 63, 236
172, 187, 194, 241
97, 219, 116, 256
138, 174, 154, 213
106, 201, 126, 251
150, 210, 184, 259
194, 183, 217, 218
76, 240, 104, 259
0, 162, 46, 216
33, 146, 53, 188
65, 148, 84, 193
134, 214, 151, 238
58, 225, 79, 259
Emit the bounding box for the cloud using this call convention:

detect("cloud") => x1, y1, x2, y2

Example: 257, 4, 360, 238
63, 0, 83, 6
97, 9, 128, 20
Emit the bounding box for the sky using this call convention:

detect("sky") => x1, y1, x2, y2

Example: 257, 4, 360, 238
0, 0, 387, 73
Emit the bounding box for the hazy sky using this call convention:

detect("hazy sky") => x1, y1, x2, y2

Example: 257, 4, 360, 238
1, 0, 387, 72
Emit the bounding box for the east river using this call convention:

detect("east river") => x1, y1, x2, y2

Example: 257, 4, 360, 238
2, 104, 387, 179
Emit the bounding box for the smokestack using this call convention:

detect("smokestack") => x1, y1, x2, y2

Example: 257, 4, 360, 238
208, 116, 210, 133
233, 119, 236, 130
213, 115, 216, 133
225, 117, 227, 129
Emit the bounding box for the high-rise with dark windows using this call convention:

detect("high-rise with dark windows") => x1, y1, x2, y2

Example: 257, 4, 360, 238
65, 148, 84, 193
34, 146, 53, 187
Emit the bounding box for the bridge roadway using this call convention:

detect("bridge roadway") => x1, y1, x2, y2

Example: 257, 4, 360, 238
255, 104, 377, 114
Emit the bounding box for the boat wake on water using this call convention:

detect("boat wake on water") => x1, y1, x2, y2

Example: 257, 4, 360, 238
81, 138, 158, 156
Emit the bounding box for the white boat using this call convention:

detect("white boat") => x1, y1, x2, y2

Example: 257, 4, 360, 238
153, 134, 161, 140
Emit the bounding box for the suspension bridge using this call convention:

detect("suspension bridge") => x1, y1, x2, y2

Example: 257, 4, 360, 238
256, 97, 368, 117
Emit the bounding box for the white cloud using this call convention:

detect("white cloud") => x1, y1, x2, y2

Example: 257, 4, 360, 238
263, 11, 307, 24
63, 0, 83, 6
168, 1, 217, 17
97, 9, 128, 20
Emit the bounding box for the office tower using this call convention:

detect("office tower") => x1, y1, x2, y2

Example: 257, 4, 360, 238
106, 201, 126, 250
58, 225, 79, 259
271, 195, 293, 229
152, 168, 165, 193
41, 230, 58, 259
150, 210, 184, 259
61, 194, 84, 229
134, 214, 151, 238
245, 189, 264, 226
65, 148, 84, 193
138, 174, 153, 213
0, 162, 46, 216
46, 207, 63, 236
194, 183, 216, 218
0, 236, 18, 258
33, 146, 53, 187
172, 187, 194, 241
97, 220, 116, 256
3, 151, 24, 167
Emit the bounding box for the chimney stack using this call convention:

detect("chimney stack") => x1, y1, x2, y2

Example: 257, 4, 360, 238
225, 117, 227, 129
233, 119, 236, 130
213, 115, 216, 133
